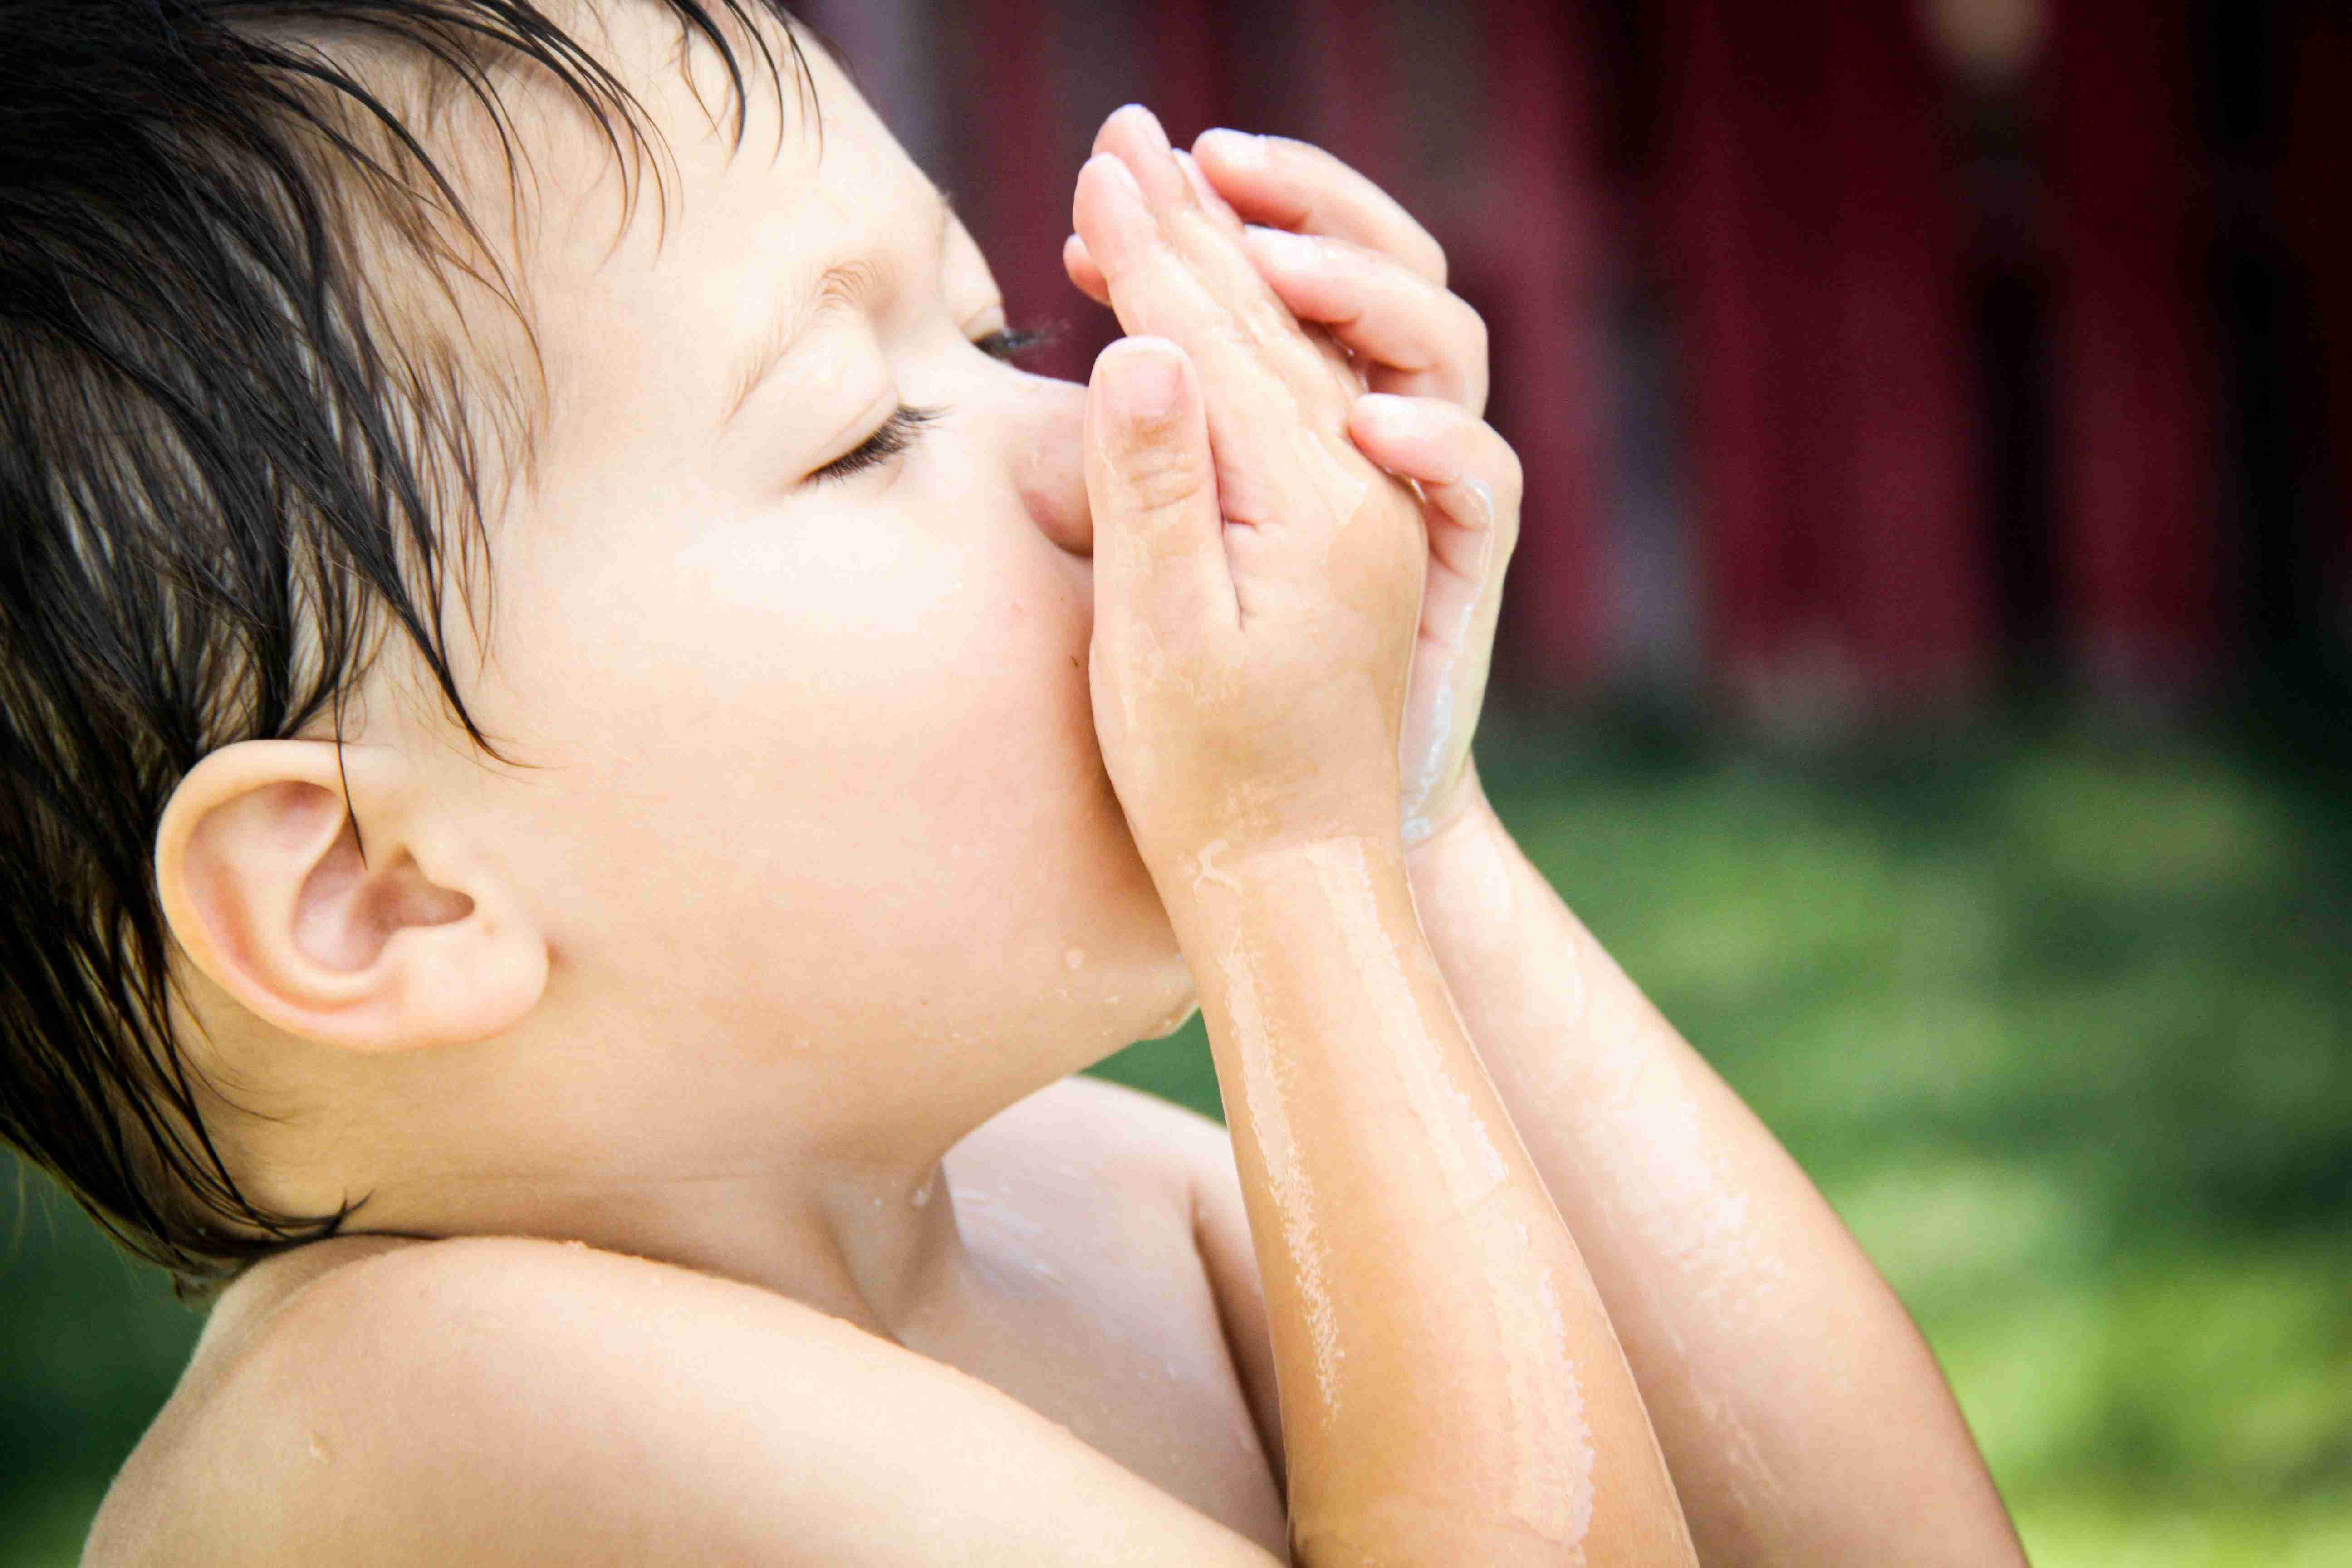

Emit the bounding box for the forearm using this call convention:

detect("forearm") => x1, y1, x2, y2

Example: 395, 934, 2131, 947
1175, 832, 1693, 1567
1405, 793, 2026, 1567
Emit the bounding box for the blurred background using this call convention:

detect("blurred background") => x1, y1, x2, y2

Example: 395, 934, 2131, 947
5, 0, 2348, 1563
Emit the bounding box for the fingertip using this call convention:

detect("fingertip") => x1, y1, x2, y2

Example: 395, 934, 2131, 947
1077, 151, 1143, 207
1347, 394, 1464, 481
1097, 331, 1187, 365
1063, 233, 1110, 301
1194, 127, 1267, 174
1095, 103, 1147, 157
1094, 336, 1192, 429
1350, 391, 1442, 440
1103, 103, 1169, 154
1073, 152, 1149, 247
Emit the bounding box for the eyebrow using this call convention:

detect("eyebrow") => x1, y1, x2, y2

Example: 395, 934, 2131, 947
716, 188, 957, 432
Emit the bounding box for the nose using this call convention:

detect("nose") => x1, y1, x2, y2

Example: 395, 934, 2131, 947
1006, 372, 1093, 558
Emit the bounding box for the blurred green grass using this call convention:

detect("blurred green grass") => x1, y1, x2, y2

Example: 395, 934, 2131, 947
8, 718, 2349, 1565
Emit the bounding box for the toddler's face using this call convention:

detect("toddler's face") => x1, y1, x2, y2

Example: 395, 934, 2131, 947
372, 12, 1194, 1142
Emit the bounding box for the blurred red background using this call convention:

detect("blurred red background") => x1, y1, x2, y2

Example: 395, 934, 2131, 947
796, 0, 2352, 731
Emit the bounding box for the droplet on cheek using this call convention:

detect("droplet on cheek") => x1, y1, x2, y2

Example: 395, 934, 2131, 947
1064, 946, 1086, 971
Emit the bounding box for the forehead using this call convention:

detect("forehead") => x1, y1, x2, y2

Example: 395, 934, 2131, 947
520, 7, 911, 277
413, 6, 929, 468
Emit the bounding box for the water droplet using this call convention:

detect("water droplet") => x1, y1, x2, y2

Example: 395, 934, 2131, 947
1063, 946, 1085, 970
307, 1434, 333, 1465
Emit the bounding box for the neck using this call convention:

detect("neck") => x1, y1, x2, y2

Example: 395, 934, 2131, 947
229, 983, 1185, 1330
264, 1037, 1035, 1336
344, 1144, 971, 1335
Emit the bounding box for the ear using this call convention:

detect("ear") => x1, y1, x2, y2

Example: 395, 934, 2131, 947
155, 740, 548, 1054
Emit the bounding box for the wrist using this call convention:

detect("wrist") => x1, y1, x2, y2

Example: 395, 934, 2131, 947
1402, 759, 1502, 880
1400, 770, 1529, 964
1161, 826, 1414, 947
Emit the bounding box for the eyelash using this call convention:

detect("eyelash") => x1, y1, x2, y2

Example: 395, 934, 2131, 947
809, 404, 944, 486
806, 323, 1047, 485
974, 325, 1050, 360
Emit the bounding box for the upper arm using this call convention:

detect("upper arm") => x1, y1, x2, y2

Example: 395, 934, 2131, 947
184, 1237, 1283, 1568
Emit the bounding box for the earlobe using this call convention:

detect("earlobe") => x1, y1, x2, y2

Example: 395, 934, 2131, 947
156, 740, 548, 1054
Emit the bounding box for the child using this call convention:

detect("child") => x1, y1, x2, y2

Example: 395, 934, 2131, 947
0, 3, 2026, 1562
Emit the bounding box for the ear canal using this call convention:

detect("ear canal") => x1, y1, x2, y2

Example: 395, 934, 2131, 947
291, 812, 475, 975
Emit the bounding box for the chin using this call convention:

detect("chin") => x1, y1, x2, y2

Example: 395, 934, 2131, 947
1143, 991, 1201, 1041
1112, 957, 1202, 1051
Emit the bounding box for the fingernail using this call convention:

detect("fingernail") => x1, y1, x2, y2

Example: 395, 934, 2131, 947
1125, 103, 1172, 158
1084, 151, 1145, 208
1247, 225, 1320, 269
1198, 128, 1265, 171
1106, 342, 1185, 426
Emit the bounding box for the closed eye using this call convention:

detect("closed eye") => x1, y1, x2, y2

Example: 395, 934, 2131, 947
804, 325, 1048, 485
808, 404, 944, 486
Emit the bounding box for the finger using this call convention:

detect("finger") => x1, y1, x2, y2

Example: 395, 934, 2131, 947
1347, 396, 1521, 641
1093, 104, 1195, 211
1073, 153, 1322, 530
1242, 228, 1489, 412
1193, 129, 1449, 287
1090, 109, 1346, 416
1066, 153, 1244, 305
1174, 148, 1248, 235
1086, 337, 1238, 637
1064, 232, 1111, 305
1071, 225, 1372, 417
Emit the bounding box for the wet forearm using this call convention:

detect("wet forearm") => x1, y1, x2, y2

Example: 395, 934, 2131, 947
1403, 794, 2027, 1567
1176, 832, 1693, 1567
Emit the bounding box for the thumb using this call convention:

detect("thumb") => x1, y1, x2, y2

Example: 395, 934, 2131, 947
1085, 337, 1237, 638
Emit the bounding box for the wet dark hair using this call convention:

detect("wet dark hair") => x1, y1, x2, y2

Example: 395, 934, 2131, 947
0, 0, 822, 1294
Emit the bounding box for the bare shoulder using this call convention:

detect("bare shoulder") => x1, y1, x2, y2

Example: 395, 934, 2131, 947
965, 1072, 1236, 1182
975, 1075, 1284, 1486
86, 1232, 1278, 1568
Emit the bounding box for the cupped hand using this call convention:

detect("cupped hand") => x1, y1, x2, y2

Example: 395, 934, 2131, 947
1068, 130, 1518, 847
1073, 107, 1429, 898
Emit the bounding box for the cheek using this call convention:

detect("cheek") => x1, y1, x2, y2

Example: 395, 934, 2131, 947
742, 520, 1098, 833
482, 507, 1159, 1010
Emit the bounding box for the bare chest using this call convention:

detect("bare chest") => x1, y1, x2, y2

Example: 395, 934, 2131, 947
905, 1152, 1289, 1556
